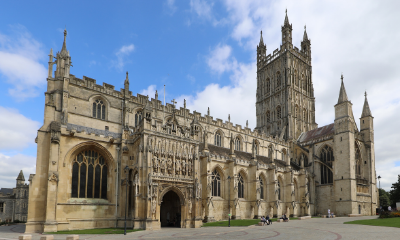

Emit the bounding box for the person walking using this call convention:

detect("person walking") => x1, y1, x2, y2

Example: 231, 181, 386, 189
328, 209, 331, 218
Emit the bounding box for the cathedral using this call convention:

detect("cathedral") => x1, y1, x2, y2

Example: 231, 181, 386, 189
26, 12, 378, 233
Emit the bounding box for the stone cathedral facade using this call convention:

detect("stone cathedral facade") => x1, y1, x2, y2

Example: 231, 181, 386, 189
26, 12, 377, 233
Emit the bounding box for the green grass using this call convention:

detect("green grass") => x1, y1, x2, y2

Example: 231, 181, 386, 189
46, 228, 142, 234
202, 217, 297, 227
344, 218, 400, 228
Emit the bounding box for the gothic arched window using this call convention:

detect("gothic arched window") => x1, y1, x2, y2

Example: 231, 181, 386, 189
266, 79, 271, 93
235, 137, 241, 151
277, 180, 281, 200
355, 146, 362, 178
215, 132, 222, 147
301, 153, 309, 167
320, 145, 334, 184
260, 178, 264, 199
135, 111, 143, 127
92, 99, 106, 120
266, 111, 271, 123
211, 170, 221, 197
238, 173, 244, 198
71, 149, 108, 199
276, 72, 281, 88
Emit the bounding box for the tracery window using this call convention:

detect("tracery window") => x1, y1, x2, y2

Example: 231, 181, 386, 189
320, 145, 334, 184
276, 72, 281, 88
266, 79, 271, 93
266, 111, 271, 123
277, 106, 282, 119
92, 99, 106, 120
215, 132, 222, 147
211, 170, 221, 197
238, 173, 244, 198
234, 137, 241, 151
260, 178, 264, 199
71, 149, 108, 199
135, 111, 143, 127
0, 202, 3, 213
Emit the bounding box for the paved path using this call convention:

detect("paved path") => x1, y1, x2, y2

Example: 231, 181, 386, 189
1, 216, 399, 240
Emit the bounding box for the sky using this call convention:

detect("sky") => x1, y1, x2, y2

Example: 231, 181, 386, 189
0, 0, 399, 191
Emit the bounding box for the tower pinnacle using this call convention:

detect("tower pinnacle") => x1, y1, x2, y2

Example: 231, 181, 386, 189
361, 91, 372, 117
60, 28, 68, 56
337, 74, 349, 104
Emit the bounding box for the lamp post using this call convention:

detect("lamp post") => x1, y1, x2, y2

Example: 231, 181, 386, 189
124, 165, 129, 235
378, 175, 381, 190
227, 176, 231, 227
378, 175, 381, 215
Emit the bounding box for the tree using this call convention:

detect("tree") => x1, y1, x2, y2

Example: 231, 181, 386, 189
379, 188, 391, 207
390, 174, 400, 208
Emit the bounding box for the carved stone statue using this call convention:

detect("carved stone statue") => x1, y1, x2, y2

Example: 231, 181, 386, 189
176, 159, 181, 175
152, 198, 157, 214
188, 198, 192, 214
167, 157, 173, 174
152, 156, 159, 172
182, 159, 186, 175
188, 160, 192, 176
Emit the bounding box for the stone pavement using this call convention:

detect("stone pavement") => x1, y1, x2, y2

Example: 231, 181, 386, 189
1, 216, 399, 240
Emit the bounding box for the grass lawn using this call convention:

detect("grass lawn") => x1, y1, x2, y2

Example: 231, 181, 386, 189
46, 228, 142, 234
202, 217, 297, 227
344, 218, 400, 228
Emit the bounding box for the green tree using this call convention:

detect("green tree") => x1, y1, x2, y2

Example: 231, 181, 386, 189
379, 188, 391, 207
390, 174, 400, 208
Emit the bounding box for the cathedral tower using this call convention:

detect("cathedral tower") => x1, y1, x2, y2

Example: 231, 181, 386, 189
256, 10, 317, 140
333, 75, 358, 215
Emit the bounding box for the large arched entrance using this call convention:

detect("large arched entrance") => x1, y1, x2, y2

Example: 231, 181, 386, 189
160, 190, 181, 227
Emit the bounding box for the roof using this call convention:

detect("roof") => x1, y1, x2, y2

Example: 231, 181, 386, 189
298, 123, 335, 144
0, 188, 13, 195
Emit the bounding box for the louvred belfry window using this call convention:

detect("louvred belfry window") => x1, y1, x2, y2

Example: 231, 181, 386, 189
71, 149, 108, 199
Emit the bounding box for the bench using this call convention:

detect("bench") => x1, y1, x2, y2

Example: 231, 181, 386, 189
298, 216, 311, 220
276, 218, 289, 222
258, 222, 264, 226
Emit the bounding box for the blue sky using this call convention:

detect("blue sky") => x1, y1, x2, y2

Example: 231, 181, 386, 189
1, 0, 400, 191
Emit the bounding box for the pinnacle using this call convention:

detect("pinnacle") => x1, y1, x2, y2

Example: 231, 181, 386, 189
17, 170, 25, 181
361, 91, 372, 117
303, 25, 308, 41
337, 74, 349, 104
60, 28, 68, 56
284, 9, 290, 26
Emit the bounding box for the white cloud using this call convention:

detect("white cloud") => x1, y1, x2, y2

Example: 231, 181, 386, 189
165, 0, 177, 15
0, 107, 40, 151
178, 0, 400, 190
114, 44, 135, 71
0, 25, 47, 100
140, 84, 157, 98
206, 44, 237, 74
0, 153, 36, 188
189, 0, 226, 26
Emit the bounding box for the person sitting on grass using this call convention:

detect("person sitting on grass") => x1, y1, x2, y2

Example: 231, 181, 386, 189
266, 215, 272, 225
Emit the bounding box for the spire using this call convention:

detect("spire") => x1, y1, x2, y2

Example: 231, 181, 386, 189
17, 170, 25, 181
125, 71, 129, 85
337, 74, 349, 104
60, 28, 68, 56
284, 9, 290, 26
303, 25, 308, 41
361, 91, 373, 117
259, 30, 264, 46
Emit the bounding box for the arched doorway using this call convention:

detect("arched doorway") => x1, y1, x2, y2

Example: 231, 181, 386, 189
160, 190, 181, 227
